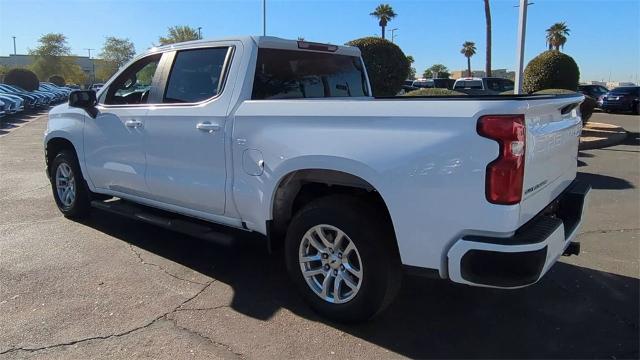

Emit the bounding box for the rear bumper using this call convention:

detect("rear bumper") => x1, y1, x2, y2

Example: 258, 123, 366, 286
447, 180, 590, 288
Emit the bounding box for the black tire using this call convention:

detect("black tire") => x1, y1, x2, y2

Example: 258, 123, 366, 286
49, 150, 91, 219
285, 195, 402, 323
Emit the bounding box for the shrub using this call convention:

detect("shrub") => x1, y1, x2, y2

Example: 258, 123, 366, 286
533, 89, 596, 125
523, 50, 579, 93
48, 75, 65, 86
404, 88, 465, 96
346, 37, 409, 96
4, 68, 39, 91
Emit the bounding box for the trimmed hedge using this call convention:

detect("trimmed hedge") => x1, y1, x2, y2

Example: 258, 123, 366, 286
4, 68, 39, 91
404, 88, 465, 96
48, 75, 65, 86
533, 88, 595, 125
523, 50, 579, 93
346, 37, 409, 96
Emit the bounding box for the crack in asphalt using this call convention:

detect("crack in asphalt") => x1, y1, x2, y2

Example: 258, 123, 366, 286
0, 279, 245, 359
166, 313, 246, 359
127, 244, 210, 285
579, 228, 640, 236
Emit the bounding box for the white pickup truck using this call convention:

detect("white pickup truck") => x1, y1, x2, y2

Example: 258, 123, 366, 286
45, 36, 590, 322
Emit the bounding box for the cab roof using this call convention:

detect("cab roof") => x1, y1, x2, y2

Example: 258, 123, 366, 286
148, 36, 361, 57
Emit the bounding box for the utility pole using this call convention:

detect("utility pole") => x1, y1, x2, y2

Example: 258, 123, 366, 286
84, 48, 96, 84
514, 0, 531, 94
262, 0, 266, 36
12, 36, 16, 55
198, 27, 202, 39
390, 28, 398, 43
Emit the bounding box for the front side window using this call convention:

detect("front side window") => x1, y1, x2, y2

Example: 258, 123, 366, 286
252, 48, 369, 100
163, 47, 230, 103
103, 54, 161, 105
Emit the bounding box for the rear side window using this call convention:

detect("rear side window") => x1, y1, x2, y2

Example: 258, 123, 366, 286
252, 48, 369, 100
164, 47, 230, 103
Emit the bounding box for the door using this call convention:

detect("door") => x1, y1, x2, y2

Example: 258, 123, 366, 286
84, 53, 163, 196
143, 46, 235, 215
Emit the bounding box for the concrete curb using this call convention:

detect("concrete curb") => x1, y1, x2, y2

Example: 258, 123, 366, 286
579, 122, 628, 150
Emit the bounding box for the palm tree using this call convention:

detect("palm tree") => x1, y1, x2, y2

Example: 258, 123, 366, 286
546, 22, 570, 51
460, 41, 477, 77
483, 0, 492, 77
158, 25, 200, 45
370, 4, 397, 40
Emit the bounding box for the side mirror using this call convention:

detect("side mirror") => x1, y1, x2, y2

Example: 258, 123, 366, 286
69, 90, 97, 109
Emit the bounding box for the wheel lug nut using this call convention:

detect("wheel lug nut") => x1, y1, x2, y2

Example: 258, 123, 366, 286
340, 265, 345, 270
333, 270, 338, 275
338, 253, 342, 258
324, 265, 329, 270
322, 253, 328, 259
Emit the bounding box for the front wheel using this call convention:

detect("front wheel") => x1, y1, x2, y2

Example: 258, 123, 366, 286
50, 150, 91, 219
285, 195, 402, 323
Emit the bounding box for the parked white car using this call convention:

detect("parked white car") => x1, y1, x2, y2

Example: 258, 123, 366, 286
45, 36, 589, 322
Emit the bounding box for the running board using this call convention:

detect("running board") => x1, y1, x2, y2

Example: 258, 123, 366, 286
90, 199, 234, 245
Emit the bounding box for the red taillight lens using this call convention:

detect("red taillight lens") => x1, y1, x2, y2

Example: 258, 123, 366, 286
477, 115, 526, 205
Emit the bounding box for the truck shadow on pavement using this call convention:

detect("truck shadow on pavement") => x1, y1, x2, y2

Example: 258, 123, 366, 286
576, 172, 634, 190
82, 211, 639, 359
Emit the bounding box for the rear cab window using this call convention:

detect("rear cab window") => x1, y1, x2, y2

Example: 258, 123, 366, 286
252, 48, 369, 100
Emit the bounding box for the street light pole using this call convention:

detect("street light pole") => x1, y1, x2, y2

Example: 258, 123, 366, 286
514, 0, 529, 94
262, 0, 266, 36
198, 27, 202, 39
390, 28, 398, 43
84, 48, 96, 84
12, 36, 16, 55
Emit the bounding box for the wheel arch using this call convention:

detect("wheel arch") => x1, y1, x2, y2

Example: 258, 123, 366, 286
45, 137, 78, 176
267, 167, 399, 259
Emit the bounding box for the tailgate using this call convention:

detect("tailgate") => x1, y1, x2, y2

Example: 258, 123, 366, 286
519, 95, 584, 226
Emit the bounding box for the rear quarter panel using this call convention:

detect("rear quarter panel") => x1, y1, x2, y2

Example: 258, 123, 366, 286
231, 99, 532, 274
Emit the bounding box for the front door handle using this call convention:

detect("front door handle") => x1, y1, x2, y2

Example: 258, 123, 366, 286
196, 122, 220, 132
125, 119, 143, 128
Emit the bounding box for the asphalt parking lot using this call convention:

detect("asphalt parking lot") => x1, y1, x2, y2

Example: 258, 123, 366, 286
0, 111, 638, 359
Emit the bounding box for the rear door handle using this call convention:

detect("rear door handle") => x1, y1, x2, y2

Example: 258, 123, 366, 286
125, 119, 142, 128
196, 122, 220, 132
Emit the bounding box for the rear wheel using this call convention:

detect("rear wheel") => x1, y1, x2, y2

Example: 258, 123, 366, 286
285, 195, 401, 323
50, 150, 91, 219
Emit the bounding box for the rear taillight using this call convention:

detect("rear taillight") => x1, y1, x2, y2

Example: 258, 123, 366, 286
477, 115, 526, 205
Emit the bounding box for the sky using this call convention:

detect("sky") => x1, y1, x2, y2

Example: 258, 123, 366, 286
0, 0, 639, 82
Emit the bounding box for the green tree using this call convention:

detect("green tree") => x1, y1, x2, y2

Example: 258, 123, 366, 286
546, 22, 570, 51
98, 37, 136, 81
484, 0, 492, 77
423, 64, 451, 79
346, 37, 409, 96
460, 41, 477, 77
29, 33, 86, 83
406, 55, 416, 79
370, 4, 396, 40
100, 37, 135, 68
158, 25, 201, 45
